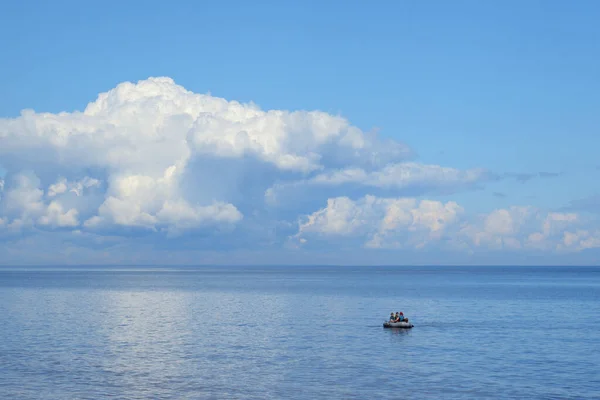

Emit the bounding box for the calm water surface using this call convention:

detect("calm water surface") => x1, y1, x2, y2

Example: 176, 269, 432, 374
1, 265, 599, 399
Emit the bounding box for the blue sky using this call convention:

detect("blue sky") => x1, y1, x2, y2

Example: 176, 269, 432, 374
0, 0, 599, 265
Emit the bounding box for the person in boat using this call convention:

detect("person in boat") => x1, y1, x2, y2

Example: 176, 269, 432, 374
394, 312, 400, 322
389, 312, 396, 321
399, 312, 408, 323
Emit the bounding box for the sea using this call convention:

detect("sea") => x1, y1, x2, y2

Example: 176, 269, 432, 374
1, 265, 599, 399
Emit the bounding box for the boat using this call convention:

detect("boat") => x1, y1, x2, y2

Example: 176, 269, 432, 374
383, 321, 414, 329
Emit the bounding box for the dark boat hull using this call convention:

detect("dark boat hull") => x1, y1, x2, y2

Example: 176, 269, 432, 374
383, 321, 414, 329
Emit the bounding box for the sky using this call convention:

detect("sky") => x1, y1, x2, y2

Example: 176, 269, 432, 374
0, 0, 599, 265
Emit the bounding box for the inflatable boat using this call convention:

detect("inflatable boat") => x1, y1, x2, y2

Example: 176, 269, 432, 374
383, 321, 414, 329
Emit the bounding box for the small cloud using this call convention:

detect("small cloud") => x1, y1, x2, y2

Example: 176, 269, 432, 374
561, 195, 600, 214
505, 172, 535, 184
492, 192, 506, 198
504, 171, 562, 184
539, 171, 562, 179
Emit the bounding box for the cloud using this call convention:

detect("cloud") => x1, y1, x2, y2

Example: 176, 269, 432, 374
538, 171, 561, 179
0, 172, 85, 231
293, 195, 600, 253
561, 194, 600, 214
504, 171, 562, 183
293, 195, 465, 250
0, 76, 597, 263
460, 208, 589, 252
0, 77, 485, 239
304, 163, 490, 189
38, 201, 79, 228
265, 162, 493, 214
48, 176, 101, 198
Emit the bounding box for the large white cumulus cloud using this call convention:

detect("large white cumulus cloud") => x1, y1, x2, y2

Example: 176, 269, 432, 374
0, 77, 486, 239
